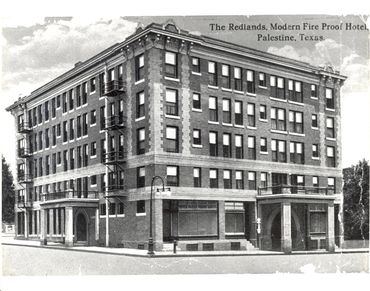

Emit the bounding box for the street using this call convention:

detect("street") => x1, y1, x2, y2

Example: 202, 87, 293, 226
2, 244, 369, 275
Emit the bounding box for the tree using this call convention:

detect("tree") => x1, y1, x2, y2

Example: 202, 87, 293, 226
343, 159, 369, 240
2, 156, 15, 223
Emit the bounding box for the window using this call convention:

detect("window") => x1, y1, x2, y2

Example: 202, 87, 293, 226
222, 99, 231, 123
38, 104, 43, 124
91, 175, 97, 186
311, 84, 317, 98
221, 64, 230, 88
137, 167, 145, 188
166, 126, 179, 153
134, 91, 145, 119
45, 128, 49, 148
272, 139, 286, 162
193, 168, 201, 187
70, 148, 75, 170
234, 67, 242, 91
246, 70, 255, 93
63, 150, 68, 171
291, 175, 304, 193
288, 80, 303, 103
39, 158, 43, 176
209, 131, 218, 156
101, 173, 106, 192
247, 136, 256, 160
260, 105, 267, 120
83, 144, 88, 167
90, 78, 96, 93
76, 85, 81, 107
259, 73, 266, 87
82, 113, 88, 136
68, 89, 74, 110
210, 169, 218, 188
289, 111, 304, 133
167, 166, 179, 186
260, 172, 267, 188
136, 200, 145, 214
208, 61, 217, 86
312, 144, 319, 158
62, 93, 68, 113
270, 76, 277, 97
136, 54, 145, 81
247, 103, 255, 127
165, 89, 178, 116
235, 170, 244, 189
312, 114, 318, 128
193, 129, 201, 145
51, 98, 56, 118
137, 128, 145, 155
69, 119, 74, 140
100, 106, 106, 130
90, 110, 96, 125
260, 137, 267, 152
223, 133, 231, 158
45, 101, 49, 121
326, 117, 335, 138
312, 176, 319, 189
290, 142, 304, 164
192, 93, 201, 110
209, 96, 218, 122
77, 146, 82, 168
192, 57, 200, 73
327, 146, 336, 167
117, 202, 124, 215
52, 126, 56, 146
223, 170, 232, 189
271, 108, 286, 131
77, 116, 82, 138
234, 101, 243, 126
235, 134, 243, 159
248, 172, 256, 190
277, 77, 285, 99
326, 88, 334, 109
38, 131, 43, 150
101, 139, 106, 163
225, 202, 245, 235
56, 95, 61, 108
32, 108, 37, 125
91, 141, 97, 157
165, 51, 178, 78
328, 177, 335, 194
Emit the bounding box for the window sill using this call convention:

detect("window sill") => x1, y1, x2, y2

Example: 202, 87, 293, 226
90, 123, 96, 127
233, 90, 244, 95
90, 155, 97, 159
259, 118, 268, 123
246, 92, 256, 97
91, 185, 97, 188
191, 72, 201, 76
326, 137, 336, 141
270, 97, 287, 103
165, 115, 180, 120
135, 116, 146, 122
234, 124, 244, 128
192, 144, 203, 148
82, 103, 88, 108
311, 127, 319, 130
44, 120, 50, 124
208, 85, 219, 90
259, 86, 267, 89
192, 108, 202, 113
247, 126, 257, 130
311, 96, 318, 100
90, 91, 96, 95
289, 132, 305, 137
271, 129, 288, 135
208, 121, 219, 125
135, 79, 145, 85
312, 157, 320, 160
288, 100, 304, 106
164, 76, 180, 82
117, 214, 125, 218
221, 87, 232, 92
56, 107, 61, 111
222, 122, 233, 127
325, 108, 336, 112
260, 151, 268, 155
56, 136, 61, 139
136, 213, 146, 217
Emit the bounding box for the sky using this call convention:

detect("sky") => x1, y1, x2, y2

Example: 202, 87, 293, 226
1, 15, 369, 175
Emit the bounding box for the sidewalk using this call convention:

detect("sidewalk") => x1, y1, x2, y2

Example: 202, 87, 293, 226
2, 236, 369, 258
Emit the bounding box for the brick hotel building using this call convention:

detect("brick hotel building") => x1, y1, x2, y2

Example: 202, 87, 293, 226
6, 21, 346, 253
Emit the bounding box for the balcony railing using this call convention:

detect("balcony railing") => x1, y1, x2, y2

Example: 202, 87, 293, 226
41, 190, 99, 201
18, 173, 33, 183
103, 115, 126, 130
18, 122, 32, 133
104, 184, 126, 192
18, 147, 32, 158
258, 184, 335, 196
102, 151, 127, 165
102, 80, 126, 97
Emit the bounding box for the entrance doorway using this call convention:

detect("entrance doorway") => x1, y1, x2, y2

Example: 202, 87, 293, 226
76, 213, 87, 242
270, 211, 299, 251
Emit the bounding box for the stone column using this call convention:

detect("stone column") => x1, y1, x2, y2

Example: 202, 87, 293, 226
40, 209, 47, 245
49, 209, 54, 237
153, 198, 163, 251
61, 208, 65, 238
24, 211, 28, 239
65, 206, 74, 247
95, 208, 100, 243
338, 202, 344, 248
218, 201, 225, 240
55, 208, 59, 235
257, 203, 263, 249
105, 199, 109, 247
326, 202, 335, 252
281, 202, 292, 253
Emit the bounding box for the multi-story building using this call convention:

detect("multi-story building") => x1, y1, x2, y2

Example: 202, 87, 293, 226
6, 21, 346, 253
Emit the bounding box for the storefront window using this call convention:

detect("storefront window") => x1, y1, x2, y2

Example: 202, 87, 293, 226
225, 202, 245, 235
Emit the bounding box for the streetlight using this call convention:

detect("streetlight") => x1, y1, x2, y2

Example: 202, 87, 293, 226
148, 176, 165, 255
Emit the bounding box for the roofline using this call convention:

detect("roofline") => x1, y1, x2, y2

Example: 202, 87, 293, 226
6, 21, 347, 112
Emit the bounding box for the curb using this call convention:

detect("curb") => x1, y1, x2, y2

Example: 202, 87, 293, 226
2, 242, 369, 258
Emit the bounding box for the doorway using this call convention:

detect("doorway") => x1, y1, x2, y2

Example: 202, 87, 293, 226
271, 173, 287, 194
271, 213, 281, 250
76, 213, 87, 242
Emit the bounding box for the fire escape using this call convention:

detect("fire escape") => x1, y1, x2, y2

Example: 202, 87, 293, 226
101, 74, 128, 207
16, 113, 33, 214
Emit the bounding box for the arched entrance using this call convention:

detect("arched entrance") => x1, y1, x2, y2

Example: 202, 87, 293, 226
76, 212, 87, 242
271, 213, 281, 250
